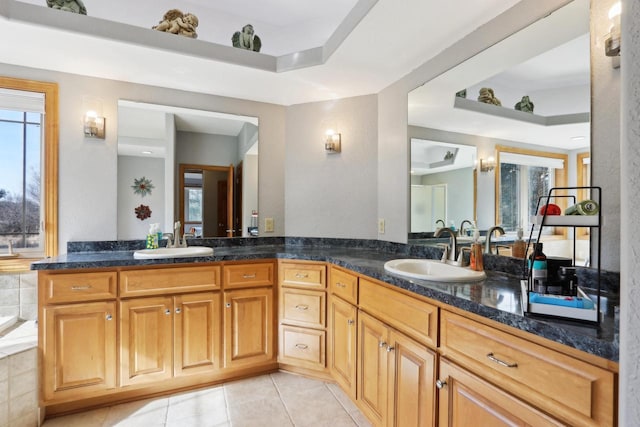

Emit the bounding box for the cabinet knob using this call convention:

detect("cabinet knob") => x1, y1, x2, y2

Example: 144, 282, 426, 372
436, 379, 447, 390
165, 309, 171, 315
175, 307, 181, 314
347, 319, 355, 325
379, 341, 387, 348
226, 303, 231, 308
105, 314, 112, 321
386, 346, 395, 353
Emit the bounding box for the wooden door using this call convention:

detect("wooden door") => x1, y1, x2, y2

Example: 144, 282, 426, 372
437, 359, 563, 427
387, 329, 436, 427
174, 292, 221, 377
329, 296, 357, 399
120, 296, 173, 386
223, 287, 274, 369
357, 311, 389, 427
217, 180, 228, 237
42, 301, 116, 402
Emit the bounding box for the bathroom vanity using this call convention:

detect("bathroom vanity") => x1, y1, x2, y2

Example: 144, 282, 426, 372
32, 239, 618, 426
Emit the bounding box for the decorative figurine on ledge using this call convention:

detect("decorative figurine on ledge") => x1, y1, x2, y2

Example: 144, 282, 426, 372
515, 95, 535, 113
46, 0, 87, 14
152, 9, 199, 39
232, 24, 262, 52
455, 89, 467, 98
477, 87, 502, 106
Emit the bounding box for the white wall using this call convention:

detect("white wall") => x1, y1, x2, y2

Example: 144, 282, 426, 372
285, 95, 378, 239
117, 156, 165, 240
0, 62, 286, 252
176, 132, 239, 166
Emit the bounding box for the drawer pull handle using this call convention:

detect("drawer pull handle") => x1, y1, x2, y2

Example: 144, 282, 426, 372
71, 285, 92, 291
487, 353, 518, 368
379, 341, 387, 348
295, 273, 309, 278
105, 314, 112, 321
295, 344, 308, 350
243, 274, 257, 279
295, 304, 309, 310
435, 379, 447, 389
347, 319, 355, 325
336, 282, 346, 288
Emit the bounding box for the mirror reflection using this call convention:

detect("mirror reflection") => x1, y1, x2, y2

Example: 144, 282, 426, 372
407, 0, 590, 253
410, 139, 476, 233
116, 101, 258, 239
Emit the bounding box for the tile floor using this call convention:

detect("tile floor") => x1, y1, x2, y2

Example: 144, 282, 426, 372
41, 372, 372, 427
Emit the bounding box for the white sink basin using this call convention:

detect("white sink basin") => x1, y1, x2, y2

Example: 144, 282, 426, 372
384, 259, 486, 283
133, 246, 213, 259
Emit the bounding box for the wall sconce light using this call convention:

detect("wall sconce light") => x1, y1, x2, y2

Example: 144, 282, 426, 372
325, 129, 341, 154
479, 157, 496, 173
84, 110, 105, 139
605, 2, 621, 62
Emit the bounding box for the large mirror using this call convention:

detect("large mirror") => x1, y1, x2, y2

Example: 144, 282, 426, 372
407, 0, 590, 257
116, 101, 258, 239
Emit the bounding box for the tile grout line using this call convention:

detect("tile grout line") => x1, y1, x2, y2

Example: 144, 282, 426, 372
269, 373, 296, 427
222, 383, 232, 427
325, 383, 361, 426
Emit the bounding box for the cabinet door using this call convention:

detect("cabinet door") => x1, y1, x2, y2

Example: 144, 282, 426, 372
329, 296, 357, 399
120, 296, 173, 386
387, 329, 436, 427
223, 287, 274, 368
437, 358, 564, 427
42, 301, 117, 402
357, 311, 389, 427
174, 292, 221, 377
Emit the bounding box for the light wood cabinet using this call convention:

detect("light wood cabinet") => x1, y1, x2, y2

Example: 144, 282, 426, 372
437, 358, 563, 426
224, 287, 275, 368
357, 311, 436, 427
277, 261, 328, 372
42, 301, 117, 402
328, 294, 357, 399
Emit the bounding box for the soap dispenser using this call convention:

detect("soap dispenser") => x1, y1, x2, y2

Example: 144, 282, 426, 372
470, 228, 483, 271
512, 227, 526, 258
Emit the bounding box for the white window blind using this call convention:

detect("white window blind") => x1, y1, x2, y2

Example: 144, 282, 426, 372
0, 88, 45, 113
500, 152, 564, 169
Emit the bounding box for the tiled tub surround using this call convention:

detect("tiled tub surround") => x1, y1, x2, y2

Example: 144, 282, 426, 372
32, 237, 620, 362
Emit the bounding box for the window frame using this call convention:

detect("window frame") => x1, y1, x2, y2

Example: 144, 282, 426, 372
0, 76, 58, 271
494, 145, 568, 238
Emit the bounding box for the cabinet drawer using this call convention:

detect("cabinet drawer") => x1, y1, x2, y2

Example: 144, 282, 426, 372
41, 271, 117, 303
440, 310, 615, 427
119, 265, 220, 297
280, 288, 326, 329
329, 266, 358, 305
224, 262, 275, 289
359, 278, 438, 348
279, 325, 326, 370
279, 262, 326, 289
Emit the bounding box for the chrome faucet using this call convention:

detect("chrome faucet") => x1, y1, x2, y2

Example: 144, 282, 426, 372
435, 227, 457, 263
459, 220, 473, 237
485, 226, 505, 254
435, 219, 445, 229
163, 233, 174, 247
179, 232, 194, 248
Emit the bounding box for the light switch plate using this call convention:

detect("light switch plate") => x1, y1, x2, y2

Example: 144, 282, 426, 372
378, 218, 385, 234
265, 217, 274, 233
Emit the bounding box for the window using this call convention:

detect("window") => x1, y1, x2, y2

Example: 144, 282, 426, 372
0, 77, 58, 269
495, 146, 567, 235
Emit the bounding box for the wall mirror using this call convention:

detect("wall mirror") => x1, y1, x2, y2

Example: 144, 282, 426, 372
410, 139, 476, 233
407, 0, 590, 258
116, 100, 258, 239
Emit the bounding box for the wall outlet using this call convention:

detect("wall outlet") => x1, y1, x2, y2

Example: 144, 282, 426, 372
378, 218, 385, 234
264, 217, 274, 233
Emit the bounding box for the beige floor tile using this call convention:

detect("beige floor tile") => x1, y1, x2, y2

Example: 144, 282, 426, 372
270, 371, 326, 396
280, 384, 347, 426
326, 383, 359, 413
293, 411, 358, 427
41, 407, 109, 427
103, 397, 168, 426
167, 387, 227, 424
165, 413, 231, 427
349, 410, 373, 427
223, 374, 280, 405
228, 396, 294, 427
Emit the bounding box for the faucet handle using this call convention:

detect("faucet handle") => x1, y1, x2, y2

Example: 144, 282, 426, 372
457, 247, 471, 267
436, 243, 449, 263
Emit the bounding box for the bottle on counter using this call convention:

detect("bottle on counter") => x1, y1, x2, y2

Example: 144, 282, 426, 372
511, 227, 527, 258
470, 228, 483, 272
528, 242, 547, 293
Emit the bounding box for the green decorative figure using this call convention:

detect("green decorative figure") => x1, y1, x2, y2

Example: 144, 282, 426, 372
477, 87, 501, 106
455, 89, 467, 98
46, 0, 87, 14
232, 24, 262, 52
515, 96, 535, 113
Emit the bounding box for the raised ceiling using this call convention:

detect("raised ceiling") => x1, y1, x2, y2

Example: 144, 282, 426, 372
0, 0, 520, 105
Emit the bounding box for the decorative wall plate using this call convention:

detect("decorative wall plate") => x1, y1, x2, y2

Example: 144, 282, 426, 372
135, 204, 152, 220
132, 176, 154, 197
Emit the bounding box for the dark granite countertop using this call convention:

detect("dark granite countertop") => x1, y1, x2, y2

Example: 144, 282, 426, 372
31, 238, 619, 363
